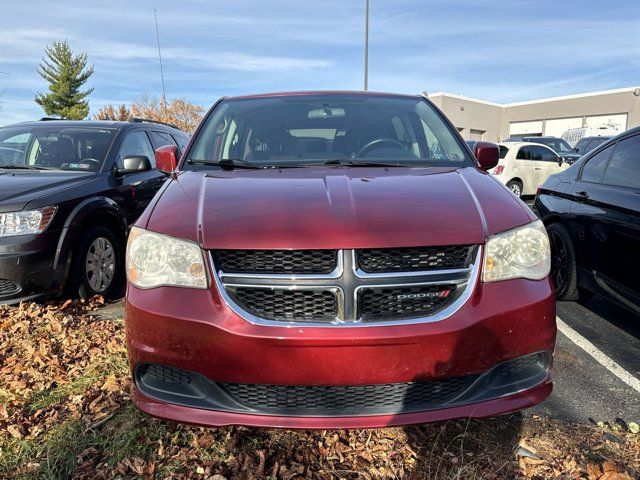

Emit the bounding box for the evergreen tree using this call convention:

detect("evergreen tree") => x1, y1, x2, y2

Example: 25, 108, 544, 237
35, 41, 94, 119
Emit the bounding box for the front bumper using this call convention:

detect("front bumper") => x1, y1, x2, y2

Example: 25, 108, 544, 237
0, 230, 66, 304
126, 276, 556, 427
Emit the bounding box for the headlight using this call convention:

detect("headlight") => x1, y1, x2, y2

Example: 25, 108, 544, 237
483, 220, 550, 282
126, 227, 208, 289
0, 206, 57, 237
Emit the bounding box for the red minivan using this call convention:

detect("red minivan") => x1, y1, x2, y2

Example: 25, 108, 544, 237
125, 92, 556, 428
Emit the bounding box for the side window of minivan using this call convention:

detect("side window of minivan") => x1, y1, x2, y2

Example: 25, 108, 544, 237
602, 135, 640, 189
580, 144, 614, 183
516, 146, 530, 160
118, 131, 156, 168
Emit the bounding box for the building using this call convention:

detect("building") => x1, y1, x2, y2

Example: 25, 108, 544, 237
427, 86, 640, 142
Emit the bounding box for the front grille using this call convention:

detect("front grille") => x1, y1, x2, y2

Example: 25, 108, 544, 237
0, 279, 21, 297
135, 353, 550, 416
213, 250, 337, 274
145, 364, 192, 385
230, 288, 337, 322
213, 247, 478, 325
221, 377, 472, 413
357, 246, 474, 273
359, 285, 457, 321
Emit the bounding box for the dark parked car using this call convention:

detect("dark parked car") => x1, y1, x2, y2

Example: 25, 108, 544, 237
506, 136, 581, 164
0, 119, 189, 304
535, 127, 640, 313
126, 91, 555, 429
573, 136, 612, 155
465, 139, 477, 151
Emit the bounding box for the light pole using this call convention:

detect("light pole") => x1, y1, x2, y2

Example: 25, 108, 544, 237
364, 0, 369, 91
154, 9, 167, 108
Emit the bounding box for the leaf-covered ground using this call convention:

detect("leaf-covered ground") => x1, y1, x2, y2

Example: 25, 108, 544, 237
0, 300, 638, 479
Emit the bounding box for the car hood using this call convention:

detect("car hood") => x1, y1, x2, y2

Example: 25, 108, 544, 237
145, 167, 536, 249
0, 170, 95, 211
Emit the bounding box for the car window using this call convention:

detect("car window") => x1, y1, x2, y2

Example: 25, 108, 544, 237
541, 147, 558, 162
516, 146, 530, 160
581, 139, 594, 153
172, 134, 189, 154
575, 139, 588, 154
580, 144, 614, 183
529, 145, 554, 161
187, 95, 472, 168
0, 126, 115, 172
118, 130, 156, 167
0, 132, 30, 165
499, 145, 509, 159
602, 135, 640, 189
150, 131, 177, 150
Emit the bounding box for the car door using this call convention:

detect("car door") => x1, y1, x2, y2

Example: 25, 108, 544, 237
570, 138, 640, 309
512, 145, 534, 194
528, 145, 555, 192
115, 129, 167, 225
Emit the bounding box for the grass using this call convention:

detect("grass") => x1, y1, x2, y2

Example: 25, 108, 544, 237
0, 405, 172, 479
24, 353, 128, 413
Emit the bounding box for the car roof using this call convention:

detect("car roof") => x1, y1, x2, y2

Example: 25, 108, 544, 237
499, 141, 554, 149
225, 90, 422, 101
3, 119, 186, 134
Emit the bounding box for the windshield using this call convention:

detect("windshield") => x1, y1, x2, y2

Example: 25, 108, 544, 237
0, 125, 116, 172
187, 94, 473, 168
530, 137, 573, 154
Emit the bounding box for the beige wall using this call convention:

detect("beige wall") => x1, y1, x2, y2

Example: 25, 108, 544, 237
500, 89, 640, 139
429, 87, 640, 142
428, 94, 504, 142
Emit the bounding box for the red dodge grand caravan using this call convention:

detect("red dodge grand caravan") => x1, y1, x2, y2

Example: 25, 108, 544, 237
125, 92, 556, 428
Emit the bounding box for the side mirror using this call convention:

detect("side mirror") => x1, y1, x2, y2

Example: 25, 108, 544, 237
573, 147, 579, 152
557, 157, 563, 167
155, 145, 179, 174
474, 141, 500, 170
120, 155, 152, 174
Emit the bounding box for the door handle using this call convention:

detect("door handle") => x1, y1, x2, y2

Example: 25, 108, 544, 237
534, 167, 541, 171
575, 190, 589, 202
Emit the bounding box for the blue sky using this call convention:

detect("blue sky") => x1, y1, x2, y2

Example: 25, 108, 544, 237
1, 0, 639, 125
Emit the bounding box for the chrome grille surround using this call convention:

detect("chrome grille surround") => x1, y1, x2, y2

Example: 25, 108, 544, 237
211, 247, 481, 327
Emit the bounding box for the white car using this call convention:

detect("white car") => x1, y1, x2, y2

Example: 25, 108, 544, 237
491, 142, 568, 196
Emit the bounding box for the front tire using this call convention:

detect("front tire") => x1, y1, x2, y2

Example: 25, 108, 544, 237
506, 180, 523, 197
70, 225, 121, 299
547, 222, 579, 301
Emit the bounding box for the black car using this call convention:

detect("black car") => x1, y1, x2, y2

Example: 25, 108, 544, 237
0, 119, 189, 304
534, 127, 640, 313
573, 136, 613, 155
506, 136, 581, 164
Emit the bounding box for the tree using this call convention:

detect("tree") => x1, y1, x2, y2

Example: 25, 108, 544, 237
35, 40, 94, 120
93, 95, 204, 133
93, 104, 130, 121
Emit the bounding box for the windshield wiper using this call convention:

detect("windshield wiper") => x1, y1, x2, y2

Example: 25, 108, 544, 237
0, 164, 53, 170
189, 158, 308, 170
189, 158, 264, 170
321, 158, 413, 168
